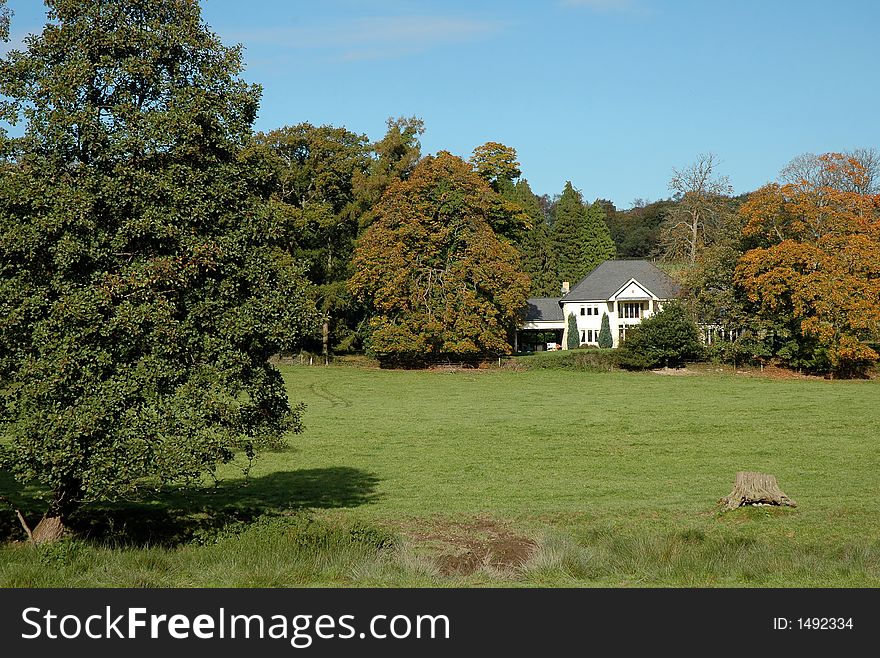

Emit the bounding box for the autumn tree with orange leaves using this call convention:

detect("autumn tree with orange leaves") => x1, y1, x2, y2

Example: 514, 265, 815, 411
349, 152, 530, 365
735, 153, 880, 376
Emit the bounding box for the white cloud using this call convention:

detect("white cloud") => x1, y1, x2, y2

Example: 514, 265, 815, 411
561, 0, 639, 12
232, 15, 504, 61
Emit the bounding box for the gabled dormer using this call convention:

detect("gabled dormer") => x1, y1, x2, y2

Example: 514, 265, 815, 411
609, 278, 657, 302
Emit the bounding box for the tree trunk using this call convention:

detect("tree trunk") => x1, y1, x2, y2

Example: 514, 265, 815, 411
719, 471, 796, 510
32, 516, 66, 544
29, 479, 82, 544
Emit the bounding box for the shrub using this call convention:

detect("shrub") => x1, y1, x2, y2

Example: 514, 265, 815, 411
507, 349, 617, 372
705, 335, 771, 367
616, 302, 703, 370
614, 346, 655, 371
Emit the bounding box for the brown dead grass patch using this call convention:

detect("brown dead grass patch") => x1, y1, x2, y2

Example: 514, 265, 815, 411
395, 515, 537, 576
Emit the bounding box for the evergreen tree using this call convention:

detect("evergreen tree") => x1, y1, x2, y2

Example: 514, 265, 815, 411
551, 183, 616, 286
551, 182, 588, 284
566, 313, 580, 350
519, 221, 559, 297
502, 179, 558, 296
598, 313, 613, 348
583, 201, 616, 272
507, 179, 544, 223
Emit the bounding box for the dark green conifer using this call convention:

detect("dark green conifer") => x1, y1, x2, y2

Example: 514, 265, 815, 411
598, 312, 613, 348
551, 183, 616, 286
566, 313, 580, 350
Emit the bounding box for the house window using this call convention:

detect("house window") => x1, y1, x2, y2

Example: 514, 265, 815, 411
580, 330, 585, 343
580, 307, 585, 316
622, 302, 641, 319
587, 330, 594, 343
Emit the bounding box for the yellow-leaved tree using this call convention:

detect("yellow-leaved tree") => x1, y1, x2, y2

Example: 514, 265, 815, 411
735, 153, 880, 376
349, 152, 529, 366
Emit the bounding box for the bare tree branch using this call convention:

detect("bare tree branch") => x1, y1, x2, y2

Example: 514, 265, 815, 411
661, 153, 733, 264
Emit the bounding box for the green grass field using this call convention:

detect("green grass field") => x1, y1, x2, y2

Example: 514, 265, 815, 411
2, 362, 879, 587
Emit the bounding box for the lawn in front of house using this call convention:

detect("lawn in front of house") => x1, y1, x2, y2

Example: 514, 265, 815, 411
2, 364, 878, 587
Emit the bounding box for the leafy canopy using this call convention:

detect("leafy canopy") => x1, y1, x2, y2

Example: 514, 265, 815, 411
500, 178, 557, 296
349, 152, 529, 365
0, 0, 315, 519
616, 302, 703, 370
249, 122, 370, 352
735, 153, 880, 376
354, 116, 424, 230
470, 141, 521, 190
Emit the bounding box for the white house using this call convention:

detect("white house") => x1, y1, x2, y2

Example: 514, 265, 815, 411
517, 259, 680, 351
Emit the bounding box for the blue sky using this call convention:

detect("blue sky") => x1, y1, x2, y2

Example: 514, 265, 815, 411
5, 0, 880, 207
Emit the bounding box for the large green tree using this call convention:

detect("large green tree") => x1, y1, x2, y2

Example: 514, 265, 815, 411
519, 219, 558, 297
349, 152, 529, 365
470, 141, 521, 192
469, 142, 531, 243
584, 199, 616, 270
501, 178, 557, 296
0, 0, 315, 539
353, 116, 424, 231
605, 199, 675, 258
551, 182, 615, 285
250, 123, 370, 354
551, 182, 587, 284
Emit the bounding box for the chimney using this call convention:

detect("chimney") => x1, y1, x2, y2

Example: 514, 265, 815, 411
561, 281, 570, 295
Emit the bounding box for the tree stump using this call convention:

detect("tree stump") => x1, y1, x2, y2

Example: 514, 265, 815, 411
719, 472, 796, 510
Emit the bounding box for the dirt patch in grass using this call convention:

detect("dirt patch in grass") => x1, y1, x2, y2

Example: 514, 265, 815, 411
672, 362, 834, 381
397, 516, 537, 576
742, 364, 826, 380
650, 366, 699, 376
428, 364, 493, 374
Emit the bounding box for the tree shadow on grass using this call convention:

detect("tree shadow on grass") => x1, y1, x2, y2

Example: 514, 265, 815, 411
1, 467, 382, 547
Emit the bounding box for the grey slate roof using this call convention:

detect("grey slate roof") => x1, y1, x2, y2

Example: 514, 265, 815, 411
524, 297, 564, 322
560, 260, 680, 303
